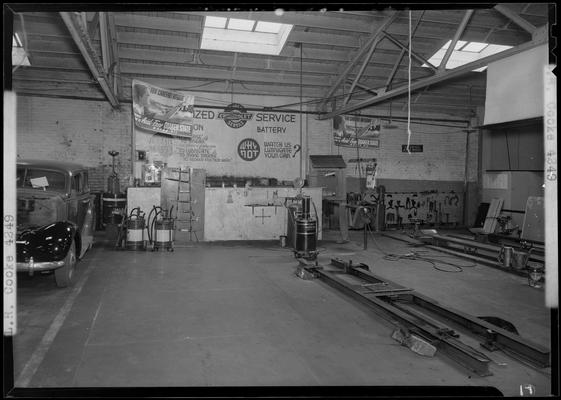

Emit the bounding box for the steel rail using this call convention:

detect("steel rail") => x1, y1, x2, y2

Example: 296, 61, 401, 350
311, 266, 493, 376
301, 257, 551, 375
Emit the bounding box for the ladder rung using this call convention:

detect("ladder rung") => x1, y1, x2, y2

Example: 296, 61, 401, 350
178, 228, 196, 232
177, 200, 191, 203
179, 190, 190, 193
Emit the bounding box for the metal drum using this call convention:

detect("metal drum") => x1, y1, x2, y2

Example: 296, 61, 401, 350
295, 218, 317, 253
101, 192, 127, 226
287, 205, 301, 249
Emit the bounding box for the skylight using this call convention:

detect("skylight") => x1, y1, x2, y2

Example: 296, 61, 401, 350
255, 21, 283, 34
201, 16, 293, 56
228, 18, 255, 31
424, 40, 512, 72
12, 33, 30, 67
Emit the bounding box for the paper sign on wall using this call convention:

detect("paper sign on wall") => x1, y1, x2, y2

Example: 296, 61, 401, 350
333, 115, 380, 148
132, 80, 194, 138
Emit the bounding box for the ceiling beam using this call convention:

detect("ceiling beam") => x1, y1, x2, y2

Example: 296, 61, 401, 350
99, 12, 111, 74
494, 4, 537, 35
318, 36, 546, 119
438, 9, 474, 72
318, 11, 399, 112
385, 11, 425, 90
60, 11, 119, 108
382, 31, 437, 71
347, 80, 378, 96
343, 34, 381, 106
183, 10, 533, 40
106, 12, 121, 97
87, 12, 99, 40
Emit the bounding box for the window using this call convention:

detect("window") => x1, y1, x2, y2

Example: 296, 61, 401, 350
200, 16, 293, 55
72, 173, 83, 194
17, 168, 66, 191
12, 32, 30, 67
424, 40, 512, 72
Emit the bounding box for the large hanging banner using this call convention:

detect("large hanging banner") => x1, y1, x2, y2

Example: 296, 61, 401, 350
333, 115, 381, 148
133, 84, 302, 180
132, 80, 194, 138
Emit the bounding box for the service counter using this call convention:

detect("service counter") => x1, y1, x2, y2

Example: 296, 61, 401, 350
126, 186, 323, 241
204, 187, 323, 241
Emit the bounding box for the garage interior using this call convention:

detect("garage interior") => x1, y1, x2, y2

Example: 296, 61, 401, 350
4, 3, 558, 397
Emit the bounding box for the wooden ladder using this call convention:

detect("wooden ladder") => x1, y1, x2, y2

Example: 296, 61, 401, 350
169, 167, 199, 242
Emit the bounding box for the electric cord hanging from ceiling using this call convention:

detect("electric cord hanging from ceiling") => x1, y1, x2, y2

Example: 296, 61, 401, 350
406, 10, 412, 154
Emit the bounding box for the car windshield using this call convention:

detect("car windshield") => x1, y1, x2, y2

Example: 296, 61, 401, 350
17, 168, 67, 191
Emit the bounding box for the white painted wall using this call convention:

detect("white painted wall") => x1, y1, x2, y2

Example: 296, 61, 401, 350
484, 44, 549, 125
204, 187, 322, 241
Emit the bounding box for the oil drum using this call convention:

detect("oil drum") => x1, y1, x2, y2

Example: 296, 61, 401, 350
287, 205, 301, 249
154, 218, 174, 249
295, 218, 317, 253
101, 192, 127, 226
126, 217, 145, 250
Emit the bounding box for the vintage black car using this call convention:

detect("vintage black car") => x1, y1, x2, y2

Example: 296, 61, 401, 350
16, 160, 96, 287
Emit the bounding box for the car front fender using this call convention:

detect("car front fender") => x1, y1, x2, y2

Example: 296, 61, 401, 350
17, 221, 77, 263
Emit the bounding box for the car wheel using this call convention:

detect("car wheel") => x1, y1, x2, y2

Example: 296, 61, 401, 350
55, 240, 76, 288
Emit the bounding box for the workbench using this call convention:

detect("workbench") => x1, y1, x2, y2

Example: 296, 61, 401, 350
204, 187, 323, 241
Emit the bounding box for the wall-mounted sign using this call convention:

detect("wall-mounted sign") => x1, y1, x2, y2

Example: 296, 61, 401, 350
133, 91, 302, 180
218, 103, 253, 129
402, 144, 423, 152
238, 138, 260, 161
132, 80, 194, 138
333, 115, 380, 148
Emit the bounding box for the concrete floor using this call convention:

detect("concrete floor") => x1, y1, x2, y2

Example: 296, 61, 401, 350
11, 228, 553, 396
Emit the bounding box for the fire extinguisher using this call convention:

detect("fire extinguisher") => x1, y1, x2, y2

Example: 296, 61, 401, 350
125, 207, 146, 250
147, 205, 174, 252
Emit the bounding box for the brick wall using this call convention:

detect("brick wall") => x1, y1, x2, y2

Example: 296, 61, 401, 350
15, 95, 479, 224
305, 110, 478, 183
16, 95, 133, 193
304, 109, 481, 226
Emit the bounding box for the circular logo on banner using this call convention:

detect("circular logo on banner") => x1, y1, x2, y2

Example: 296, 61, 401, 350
218, 103, 253, 129
238, 138, 260, 161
